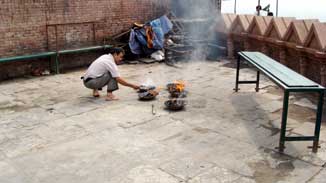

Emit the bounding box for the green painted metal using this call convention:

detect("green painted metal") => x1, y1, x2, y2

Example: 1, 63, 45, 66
239, 52, 324, 90
238, 81, 257, 84
287, 88, 325, 92
0, 52, 56, 63
285, 136, 316, 141
234, 55, 264, 92
279, 90, 289, 153
313, 91, 324, 152
236, 51, 326, 153
56, 45, 112, 73
255, 71, 260, 92
0, 52, 58, 73
241, 51, 319, 87
103, 45, 112, 49
58, 45, 111, 55
234, 55, 241, 92
55, 53, 60, 74
0, 45, 112, 74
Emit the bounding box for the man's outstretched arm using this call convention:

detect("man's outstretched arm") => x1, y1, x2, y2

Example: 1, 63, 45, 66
116, 77, 139, 89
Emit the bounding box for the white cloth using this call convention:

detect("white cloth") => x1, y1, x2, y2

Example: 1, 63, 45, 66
150, 50, 164, 61
83, 54, 120, 79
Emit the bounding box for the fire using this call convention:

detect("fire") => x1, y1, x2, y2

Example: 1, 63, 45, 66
174, 80, 185, 92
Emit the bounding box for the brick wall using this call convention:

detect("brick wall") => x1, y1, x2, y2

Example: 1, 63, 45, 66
0, 0, 48, 56
0, 0, 170, 80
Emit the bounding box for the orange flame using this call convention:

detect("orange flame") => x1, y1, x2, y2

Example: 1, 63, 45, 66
174, 80, 185, 92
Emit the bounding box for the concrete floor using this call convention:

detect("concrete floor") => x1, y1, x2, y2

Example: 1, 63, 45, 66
1, 60, 326, 183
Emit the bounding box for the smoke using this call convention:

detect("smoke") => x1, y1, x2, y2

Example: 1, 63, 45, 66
140, 0, 221, 91
171, 0, 218, 19
171, 0, 220, 61
141, 77, 155, 87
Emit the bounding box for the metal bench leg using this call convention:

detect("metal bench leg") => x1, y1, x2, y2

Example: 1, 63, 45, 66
255, 71, 260, 92
49, 56, 54, 73
234, 55, 240, 92
279, 90, 290, 153
312, 90, 324, 153
55, 53, 60, 74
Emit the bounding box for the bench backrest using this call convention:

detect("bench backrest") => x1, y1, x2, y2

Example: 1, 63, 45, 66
239, 52, 319, 88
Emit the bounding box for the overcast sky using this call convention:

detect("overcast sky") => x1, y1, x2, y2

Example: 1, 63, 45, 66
221, 0, 326, 22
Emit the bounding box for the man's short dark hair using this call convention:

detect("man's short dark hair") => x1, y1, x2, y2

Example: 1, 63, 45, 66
109, 47, 125, 55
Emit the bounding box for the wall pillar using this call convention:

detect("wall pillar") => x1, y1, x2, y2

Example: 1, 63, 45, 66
261, 44, 268, 55
320, 64, 326, 86
244, 39, 250, 51
227, 35, 234, 59
280, 50, 287, 66
299, 57, 307, 76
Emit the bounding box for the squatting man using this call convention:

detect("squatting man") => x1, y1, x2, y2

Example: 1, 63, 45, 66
82, 47, 140, 100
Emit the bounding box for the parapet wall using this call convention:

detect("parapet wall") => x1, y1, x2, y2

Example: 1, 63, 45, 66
218, 14, 326, 86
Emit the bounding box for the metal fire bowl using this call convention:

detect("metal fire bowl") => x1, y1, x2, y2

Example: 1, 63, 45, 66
166, 83, 180, 93
166, 83, 187, 98
138, 92, 156, 101
138, 90, 159, 101
164, 99, 186, 111
138, 85, 156, 93
170, 91, 187, 98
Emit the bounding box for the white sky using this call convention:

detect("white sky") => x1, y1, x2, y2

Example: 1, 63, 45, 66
221, 0, 326, 22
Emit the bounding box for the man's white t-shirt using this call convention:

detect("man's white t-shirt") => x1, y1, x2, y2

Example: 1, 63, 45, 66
83, 54, 120, 79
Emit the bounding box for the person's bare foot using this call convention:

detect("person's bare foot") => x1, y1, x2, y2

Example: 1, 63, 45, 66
93, 90, 100, 97
105, 93, 119, 101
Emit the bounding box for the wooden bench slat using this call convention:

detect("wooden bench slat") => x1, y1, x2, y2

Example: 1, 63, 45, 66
241, 52, 319, 87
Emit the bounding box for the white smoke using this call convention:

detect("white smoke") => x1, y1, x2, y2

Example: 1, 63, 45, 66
171, 0, 220, 61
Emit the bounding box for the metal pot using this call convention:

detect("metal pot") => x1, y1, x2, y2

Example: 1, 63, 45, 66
164, 99, 186, 111
138, 85, 156, 93
138, 90, 159, 101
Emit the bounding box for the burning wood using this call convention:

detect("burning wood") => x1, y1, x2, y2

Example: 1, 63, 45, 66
175, 80, 185, 92
165, 80, 187, 111
167, 80, 187, 98
137, 81, 187, 111
167, 80, 185, 92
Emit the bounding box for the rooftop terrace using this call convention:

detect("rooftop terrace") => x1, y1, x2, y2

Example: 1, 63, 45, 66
1, 60, 326, 182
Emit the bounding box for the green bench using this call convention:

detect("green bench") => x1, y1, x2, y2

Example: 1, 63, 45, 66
0, 51, 58, 73
0, 45, 112, 75
56, 45, 112, 73
235, 51, 325, 153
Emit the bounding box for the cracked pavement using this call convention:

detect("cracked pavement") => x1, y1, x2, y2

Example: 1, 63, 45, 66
0, 60, 326, 182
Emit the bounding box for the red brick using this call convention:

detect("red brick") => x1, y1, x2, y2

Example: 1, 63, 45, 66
0, 0, 170, 80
